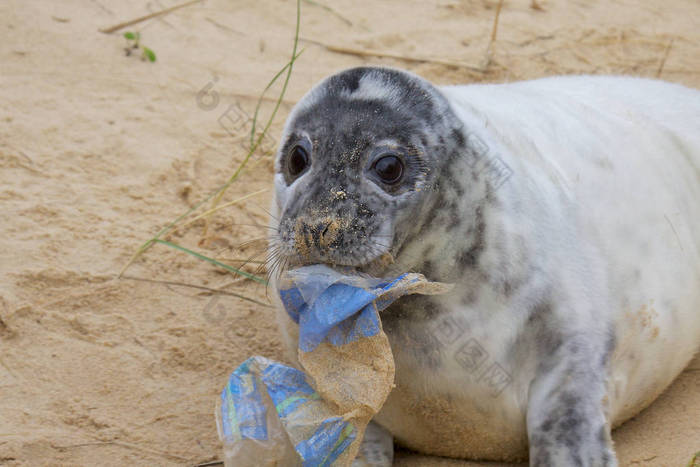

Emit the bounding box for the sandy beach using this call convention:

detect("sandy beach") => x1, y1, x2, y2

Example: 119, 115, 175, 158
1, 1, 698, 465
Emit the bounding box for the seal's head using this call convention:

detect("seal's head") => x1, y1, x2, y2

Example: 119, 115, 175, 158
270, 67, 465, 276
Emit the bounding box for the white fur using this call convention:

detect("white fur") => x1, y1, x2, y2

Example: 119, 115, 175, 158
272, 74, 700, 463
372, 76, 700, 460
439, 76, 700, 424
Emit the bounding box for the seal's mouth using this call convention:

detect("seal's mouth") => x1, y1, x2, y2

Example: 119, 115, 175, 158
271, 247, 396, 282
282, 250, 393, 273
358, 251, 396, 276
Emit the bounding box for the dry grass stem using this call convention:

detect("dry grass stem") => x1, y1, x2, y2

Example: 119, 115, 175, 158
99, 0, 204, 34
656, 38, 675, 78
301, 37, 488, 73
483, 0, 505, 68
174, 188, 268, 233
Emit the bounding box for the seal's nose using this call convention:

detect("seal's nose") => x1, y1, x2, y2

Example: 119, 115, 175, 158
318, 219, 341, 248
294, 218, 342, 259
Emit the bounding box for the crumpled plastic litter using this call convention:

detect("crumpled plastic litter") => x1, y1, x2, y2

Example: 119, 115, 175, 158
217, 265, 452, 467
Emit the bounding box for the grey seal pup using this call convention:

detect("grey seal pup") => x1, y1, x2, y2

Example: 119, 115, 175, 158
268, 67, 700, 465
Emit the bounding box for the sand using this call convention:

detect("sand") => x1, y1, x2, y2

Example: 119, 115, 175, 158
0, 0, 698, 466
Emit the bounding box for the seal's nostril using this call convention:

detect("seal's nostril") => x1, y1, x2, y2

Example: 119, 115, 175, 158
321, 222, 331, 239
319, 219, 341, 248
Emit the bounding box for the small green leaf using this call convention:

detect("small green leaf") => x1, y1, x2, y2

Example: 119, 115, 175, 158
143, 47, 156, 62
123, 31, 135, 40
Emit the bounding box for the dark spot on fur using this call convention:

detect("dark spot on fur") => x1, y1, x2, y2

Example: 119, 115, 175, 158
441, 167, 466, 198
460, 289, 477, 306
445, 200, 462, 231
601, 327, 616, 367
451, 128, 466, 148
422, 260, 436, 278
502, 280, 513, 297
457, 205, 485, 268
331, 67, 364, 94
421, 245, 435, 258
421, 206, 438, 230
598, 426, 613, 465
529, 433, 553, 466
484, 183, 499, 205
541, 419, 554, 432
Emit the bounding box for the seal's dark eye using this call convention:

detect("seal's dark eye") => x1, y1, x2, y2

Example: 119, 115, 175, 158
288, 145, 309, 178
373, 155, 404, 184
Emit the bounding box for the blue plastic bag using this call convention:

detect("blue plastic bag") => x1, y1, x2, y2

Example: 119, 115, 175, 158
218, 265, 452, 466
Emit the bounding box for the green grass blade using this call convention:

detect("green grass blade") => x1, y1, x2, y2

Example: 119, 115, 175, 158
249, 49, 304, 149
118, 179, 238, 277
120, 0, 302, 281
154, 239, 267, 285
208, 0, 302, 219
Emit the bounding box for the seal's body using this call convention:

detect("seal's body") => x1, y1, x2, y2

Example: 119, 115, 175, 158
269, 68, 700, 465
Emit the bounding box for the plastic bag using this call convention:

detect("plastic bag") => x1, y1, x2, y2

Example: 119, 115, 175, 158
218, 265, 452, 466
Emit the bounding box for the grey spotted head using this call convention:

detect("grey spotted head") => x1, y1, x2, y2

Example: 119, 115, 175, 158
270, 67, 465, 276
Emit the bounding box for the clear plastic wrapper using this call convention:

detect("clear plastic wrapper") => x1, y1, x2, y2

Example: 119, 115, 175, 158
218, 265, 452, 466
